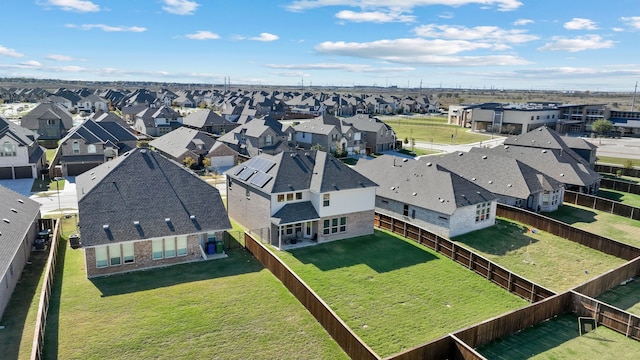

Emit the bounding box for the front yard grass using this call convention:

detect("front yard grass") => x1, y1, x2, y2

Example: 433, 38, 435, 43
453, 218, 626, 293
44, 235, 347, 359
477, 313, 640, 359
596, 278, 640, 316
546, 204, 640, 248
274, 229, 527, 358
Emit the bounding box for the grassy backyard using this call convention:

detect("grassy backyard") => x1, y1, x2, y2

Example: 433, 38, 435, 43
597, 156, 639, 167
453, 218, 626, 292
596, 188, 640, 208
597, 278, 640, 316
381, 116, 492, 144
546, 204, 640, 248
274, 229, 527, 358
477, 313, 640, 359
42, 220, 347, 360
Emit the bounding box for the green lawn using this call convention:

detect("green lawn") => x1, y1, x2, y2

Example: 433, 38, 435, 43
383, 116, 492, 144
274, 230, 527, 358
477, 313, 640, 359
31, 178, 65, 193
546, 204, 640, 248
597, 156, 639, 167
596, 188, 640, 208
597, 278, 640, 316
453, 219, 626, 292
43, 225, 347, 360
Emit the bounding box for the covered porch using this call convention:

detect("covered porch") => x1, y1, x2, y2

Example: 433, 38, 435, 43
271, 202, 320, 250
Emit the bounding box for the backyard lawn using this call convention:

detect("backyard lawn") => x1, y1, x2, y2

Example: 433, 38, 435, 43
274, 230, 527, 358
453, 218, 626, 292
597, 278, 640, 316
381, 116, 492, 144
43, 224, 347, 360
596, 188, 640, 208
546, 204, 640, 248
477, 313, 640, 359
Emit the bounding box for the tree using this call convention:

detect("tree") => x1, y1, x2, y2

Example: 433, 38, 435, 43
623, 159, 635, 169
591, 119, 613, 137
310, 143, 323, 151
202, 157, 211, 171
183, 156, 196, 169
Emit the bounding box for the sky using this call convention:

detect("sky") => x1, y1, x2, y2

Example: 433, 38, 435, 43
1, 0, 639, 91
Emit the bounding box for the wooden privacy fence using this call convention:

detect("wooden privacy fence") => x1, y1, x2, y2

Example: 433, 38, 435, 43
244, 232, 380, 360
573, 256, 640, 298
374, 212, 555, 303
497, 204, 640, 260
564, 190, 640, 220
572, 291, 640, 341
599, 178, 640, 195
30, 219, 60, 360
596, 164, 640, 178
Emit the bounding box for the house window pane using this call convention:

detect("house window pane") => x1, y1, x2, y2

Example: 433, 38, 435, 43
339, 217, 347, 232
296, 192, 302, 200
177, 236, 188, 256
323, 193, 330, 207
2, 142, 16, 157
165, 238, 176, 257
123, 243, 134, 263
277, 194, 284, 202
109, 244, 121, 266
286, 193, 293, 201
95, 246, 108, 268
72, 141, 80, 154
152, 239, 163, 259
87, 144, 96, 153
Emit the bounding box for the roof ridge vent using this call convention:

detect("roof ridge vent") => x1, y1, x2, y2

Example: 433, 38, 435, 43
2, 218, 9, 223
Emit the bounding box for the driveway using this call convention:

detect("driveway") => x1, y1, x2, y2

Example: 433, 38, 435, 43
0, 177, 78, 217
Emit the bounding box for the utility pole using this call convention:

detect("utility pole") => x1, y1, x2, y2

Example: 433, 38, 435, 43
632, 81, 638, 112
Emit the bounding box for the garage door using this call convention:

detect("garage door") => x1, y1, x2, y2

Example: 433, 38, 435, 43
210, 155, 235, 168
0, 167, 13, 179
14, 166, 33, 179
67, 162, 101, 176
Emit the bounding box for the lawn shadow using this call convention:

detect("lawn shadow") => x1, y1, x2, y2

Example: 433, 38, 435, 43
453, 220, 539, 256
596, 189, 624, 202
288, 229, 437, 273
0, 250, 49, 360
597, 277, 640, 313
89, 249, 262, 297
546, 205, 598, 225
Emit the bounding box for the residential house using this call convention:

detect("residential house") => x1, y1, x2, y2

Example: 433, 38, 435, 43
431, 151, 564, 213
354, 155, 498, 238
225, 150, 377, 248
57, 114, 138, 176
468, 102, 560, 135
343, 114, 396, 153
0, 186, 41, 318
76, 148, 231, 277
20, 102, 74, 141
294, 114, 365, 155
182, 109, 239, 135
133, 105, 183, 137
150, 126, 238, 170
76, 94, 108, 113
217, 116, 295, 158
0, 116, 47, 179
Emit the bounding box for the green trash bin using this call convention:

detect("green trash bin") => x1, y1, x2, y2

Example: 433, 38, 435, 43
216, 239, 224, 254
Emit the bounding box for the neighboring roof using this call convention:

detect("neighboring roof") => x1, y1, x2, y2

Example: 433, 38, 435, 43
0, 185, 41, 280
354, 155, 496, 215
503, 126, 592, 164
76, 148, 231, 247
20, 102, 74, 131
183, 109, 234, 129
0, 116, 38, 146
225, 149, 377, 195
271, 202, 320, 226
343, 114, 391, 133
149, 127, 216, 159
60, 118, 136, 151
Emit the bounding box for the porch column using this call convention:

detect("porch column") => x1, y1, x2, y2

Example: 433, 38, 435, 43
278, 225, 282, 249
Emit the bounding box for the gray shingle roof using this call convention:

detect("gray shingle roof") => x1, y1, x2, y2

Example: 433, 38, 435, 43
149, 127, 216, 159
20, 102, 74, 131
271, 202, 320, 225
183, 109, 233, 128
0, 186, 41, 281
76, 148, 231, 247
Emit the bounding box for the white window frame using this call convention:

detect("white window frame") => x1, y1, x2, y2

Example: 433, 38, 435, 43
95, 246, 108, 268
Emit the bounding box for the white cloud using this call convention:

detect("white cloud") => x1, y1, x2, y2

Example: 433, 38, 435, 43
0, 45, 24, 58
414, 24, 538, 43
250, 33, 279, 42
46, 54, 74, 61
286, 0, 523, 12
621, 16, 640, 30
513, 18, 533, 26
66, 24, 147, 32
314, 38, 530, 66
185, 31, 220, 40
162, 0, 200, 15
44, 0, 100, 12
266, 63, 415, 73
335, 10, 415, 23
538, 35, 614, 52
438, 12, 454, 19
564, 18, 598, 30
20, 60, 42, 67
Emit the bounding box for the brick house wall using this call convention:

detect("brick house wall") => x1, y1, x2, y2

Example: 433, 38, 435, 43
317, 209, 374, 243
226, 180, 272, 231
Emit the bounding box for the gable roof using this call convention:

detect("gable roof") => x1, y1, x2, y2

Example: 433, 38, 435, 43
76, 148, 231, 247
20, 102, 74, 130
149, 127, 216, 158
226, 150, 377, 194
183, 109, 235, 129
503, 126, 592, 163
0, 116, 38, 146
354, 155, 495, 215
0, 186, 41, 280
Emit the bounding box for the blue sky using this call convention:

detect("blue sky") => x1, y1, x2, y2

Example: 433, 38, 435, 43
1, 0, 639, 91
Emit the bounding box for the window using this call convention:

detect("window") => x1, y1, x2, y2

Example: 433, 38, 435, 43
228, 178, 232, 190
323, 216, 347, 235
286, 193, 294, 201
323, 193, 330, 207
152, 239, 163, 260
72, 141, 80, 154
95, 246, 108, 268
265, 134, 272, 145
403, 204, 409, 216
46, 119, 56, 126
246, 188, 250, 200
123, 243, 134, 263
109, 244, 121, 266
277, 194, 285, 202
177, 236, 188, 256
87, 144, 96, 153
475, 202, 491, 222
411, 209, 416, 219
296, 192, 302, 200
1, 141, 16, 157
164, 238, 176, 257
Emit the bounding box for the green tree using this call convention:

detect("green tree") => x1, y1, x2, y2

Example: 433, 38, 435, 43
623, 159, 635, 169
310, 143, 323, 151
183, 156, 196, 169
591, 119, 613, 136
